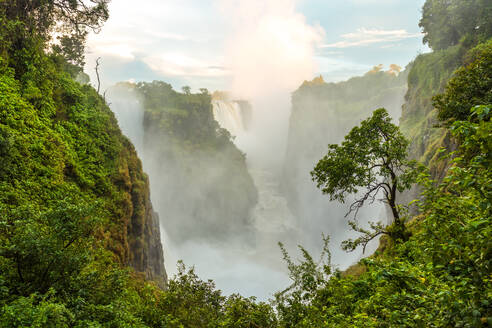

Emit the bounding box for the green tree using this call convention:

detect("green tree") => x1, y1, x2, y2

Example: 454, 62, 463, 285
221, 294, 277, 328
181, 85, 191, 95
156, 261, 225, 327
1, 0, 110, 70
433, 39, 492, 124
311, 108, 423, 251
419, 0, 492, 51
274, 236, 332, 327
0, 199, 100, 296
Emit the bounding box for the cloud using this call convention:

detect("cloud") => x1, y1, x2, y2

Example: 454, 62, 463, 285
84, 0, 233, 91
143, 53, 229, 77
321, 28, 421, 48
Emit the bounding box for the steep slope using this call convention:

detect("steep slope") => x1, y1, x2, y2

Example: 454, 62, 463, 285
400, 0, 492, 180
0, 52, 166, 287
400, 45, 465, 177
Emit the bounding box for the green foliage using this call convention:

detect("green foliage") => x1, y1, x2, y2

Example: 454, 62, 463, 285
1, 0, 109, 69
0, 292, 73, 328
158, 261, 225, 327
403, 1, 491, 179
221, 295, 277, 328
312, 109, 414, 202
312, 108, 424, 249
0, 3, 168, 326
1, 0, 490, 325
134, 80, 227, 147
434, 39, 492, 123
274, 237, 332, 327
419, 0, 492, 50
0, 200, 100, 297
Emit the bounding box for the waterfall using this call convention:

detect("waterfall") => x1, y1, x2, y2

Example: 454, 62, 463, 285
212, 100, 245, 136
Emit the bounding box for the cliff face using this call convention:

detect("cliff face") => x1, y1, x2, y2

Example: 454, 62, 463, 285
120, 81, 258, 244
117, 139, 167, 286
282, 71, 407, 228
0, 61, 167, 287
399, 46, 464, 175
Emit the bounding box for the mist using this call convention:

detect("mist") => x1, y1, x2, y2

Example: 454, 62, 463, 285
220, 0, 323, 170
106, 1, 409, 301
107, 83, 294, 300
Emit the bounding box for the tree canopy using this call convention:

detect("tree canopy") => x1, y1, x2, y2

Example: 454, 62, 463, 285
1, 0, 110, 69
419, 0, 492, 50
433, 39, 492, 123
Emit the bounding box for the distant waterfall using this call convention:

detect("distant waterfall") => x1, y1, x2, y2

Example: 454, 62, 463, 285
212, 100, 247, 137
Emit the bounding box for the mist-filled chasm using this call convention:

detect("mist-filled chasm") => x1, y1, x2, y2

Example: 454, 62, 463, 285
107, 65, 407, 300
103, 0, 411, 302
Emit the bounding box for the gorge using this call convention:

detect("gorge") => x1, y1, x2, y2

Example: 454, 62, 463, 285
1, 0, 490, 326
106, 64, 409, 298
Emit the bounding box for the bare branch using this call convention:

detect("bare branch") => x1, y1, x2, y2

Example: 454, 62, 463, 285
95, 57, 101, 94
346, 183, 386, 218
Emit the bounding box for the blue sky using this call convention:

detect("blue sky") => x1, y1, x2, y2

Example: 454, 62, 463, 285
85, 0, 428, 92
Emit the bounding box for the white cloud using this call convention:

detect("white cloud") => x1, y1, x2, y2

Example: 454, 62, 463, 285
85, 0, 226, 86
321, 28, 421, 48
143, 53, 229, 78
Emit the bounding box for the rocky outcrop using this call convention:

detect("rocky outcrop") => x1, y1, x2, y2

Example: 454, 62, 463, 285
117, 139, 167, 287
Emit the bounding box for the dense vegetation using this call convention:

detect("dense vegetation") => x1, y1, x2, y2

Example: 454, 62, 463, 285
0, 1, 169, 325
0, 0, 490, 326
272, 107, 491, 328
419, 0, 492, 50
271, 1, 492, 325
433, 40, 492, 124
401, 0, 492, 179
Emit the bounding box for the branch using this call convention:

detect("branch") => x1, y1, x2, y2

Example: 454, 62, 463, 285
346, 183, 386, 219
342, 220, 389, 253
95, 57, 101, 94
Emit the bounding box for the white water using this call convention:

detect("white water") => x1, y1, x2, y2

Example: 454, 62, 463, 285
210, 99, 383, 279
212, 100, 245, 137
211, 100, 297, 242
108, 88, 300, 300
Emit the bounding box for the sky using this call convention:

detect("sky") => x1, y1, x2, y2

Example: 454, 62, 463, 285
84, 0, 429, 93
